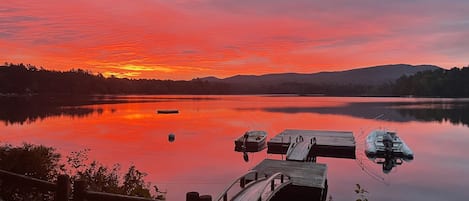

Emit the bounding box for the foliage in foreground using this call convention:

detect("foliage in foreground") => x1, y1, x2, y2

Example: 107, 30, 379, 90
0, 143, 159, 201
327, 184, 369, 201
354, 184, 369, 201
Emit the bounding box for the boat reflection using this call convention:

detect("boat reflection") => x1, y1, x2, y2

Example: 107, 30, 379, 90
367, 154, 413, 174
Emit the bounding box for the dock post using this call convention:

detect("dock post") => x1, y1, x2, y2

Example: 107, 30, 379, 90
240, 177, 245, 188
55, 174, 70, 201
186, 192, 200, 201
73, 180, 86, 201
199, 195, 212, 201
280, 174, 284, 183
270, 180, 275, 191
223, 193, 228, 201
255, 172, 258, 180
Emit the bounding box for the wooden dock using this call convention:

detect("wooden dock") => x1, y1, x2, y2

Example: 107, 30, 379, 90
244, 159, 328, 201
268, 129, 356, 159
247, 159, 327, 189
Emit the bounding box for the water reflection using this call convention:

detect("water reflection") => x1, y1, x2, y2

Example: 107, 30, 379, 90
0, 95, 217, 126
250, 101, 469, 127
366, 154, 413, 174
2, 96, 469, 201
0, 96, 106, 125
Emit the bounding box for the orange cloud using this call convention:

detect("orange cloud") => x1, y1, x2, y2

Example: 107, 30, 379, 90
1, 0, 468, 79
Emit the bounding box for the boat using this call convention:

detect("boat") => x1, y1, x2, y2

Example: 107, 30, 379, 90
234, 130, 267, 152
365, 129, 414, 160
157, 109, 179, 114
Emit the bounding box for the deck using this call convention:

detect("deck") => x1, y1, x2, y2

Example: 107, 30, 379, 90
246, 159, 327, 189
268, 129, 356, 159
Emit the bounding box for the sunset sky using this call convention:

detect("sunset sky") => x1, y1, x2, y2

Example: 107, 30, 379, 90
1, 0, 468, 80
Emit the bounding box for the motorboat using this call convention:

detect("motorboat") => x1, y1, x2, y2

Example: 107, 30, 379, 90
365, 129, 414, 160
234, 130, 267, 152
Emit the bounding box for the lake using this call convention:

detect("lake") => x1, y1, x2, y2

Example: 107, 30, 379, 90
1, 95, 469, 201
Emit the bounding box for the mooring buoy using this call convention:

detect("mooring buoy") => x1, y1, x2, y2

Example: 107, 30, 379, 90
168, 133, 175, 142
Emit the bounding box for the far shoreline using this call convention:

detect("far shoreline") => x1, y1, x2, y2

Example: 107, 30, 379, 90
1, 92, 467, 99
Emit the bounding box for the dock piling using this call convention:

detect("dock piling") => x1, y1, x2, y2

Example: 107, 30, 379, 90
186, 192, 199, 201
55, 174, 71, 201
73, 180, 86, 201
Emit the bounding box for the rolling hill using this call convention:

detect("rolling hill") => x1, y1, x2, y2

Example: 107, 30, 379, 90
201, 64, 440, 86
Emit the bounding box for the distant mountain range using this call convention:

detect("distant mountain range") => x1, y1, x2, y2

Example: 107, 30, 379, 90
201, 64, 440, 86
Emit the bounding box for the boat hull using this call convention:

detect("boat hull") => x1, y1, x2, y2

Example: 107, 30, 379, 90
234, 131, 267, 152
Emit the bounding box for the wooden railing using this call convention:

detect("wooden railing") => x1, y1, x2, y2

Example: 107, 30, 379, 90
0, 168, 157, 201
285, 135, 305, 157
0, 169, 70, 201
215, 170, 259, 201
72, 180, 156, 201
254, 172, 291, 201
215, 171, 291, 201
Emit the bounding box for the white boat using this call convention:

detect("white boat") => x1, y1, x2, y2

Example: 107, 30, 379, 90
365, 130, 414, 160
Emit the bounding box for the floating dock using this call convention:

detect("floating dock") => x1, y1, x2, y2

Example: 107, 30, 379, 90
211, 129, 356, 201
156, 109, 179, 114
268, 129, 356, 159
245, 159, 328, 201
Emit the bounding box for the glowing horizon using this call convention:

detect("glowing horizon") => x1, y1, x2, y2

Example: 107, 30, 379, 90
1, 0, 468, 80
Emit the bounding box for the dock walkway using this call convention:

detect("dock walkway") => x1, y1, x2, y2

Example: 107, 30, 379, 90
232, 179, 271, 201
286, 140, 312, 161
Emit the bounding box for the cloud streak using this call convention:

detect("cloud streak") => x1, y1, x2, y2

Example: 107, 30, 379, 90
1, 0, 468, 79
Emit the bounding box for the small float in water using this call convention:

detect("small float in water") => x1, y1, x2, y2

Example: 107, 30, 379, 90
168, 133, 175, 142
157, 109, 179, 114
234, 130, 267, 152
365, 129, 414, 160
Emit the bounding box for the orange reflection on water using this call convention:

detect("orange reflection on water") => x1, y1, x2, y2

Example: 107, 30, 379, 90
2, 96, 469, 200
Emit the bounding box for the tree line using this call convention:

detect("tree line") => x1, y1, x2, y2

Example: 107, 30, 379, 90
393, 66, 469, 97
0, 63, 229, 95
1, 63, 469, 97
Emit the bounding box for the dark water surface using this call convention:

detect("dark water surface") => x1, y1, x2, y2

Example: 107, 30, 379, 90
1, 95, 469, 201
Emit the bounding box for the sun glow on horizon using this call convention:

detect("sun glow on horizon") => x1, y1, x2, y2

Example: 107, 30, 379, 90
117, 64, 174, 73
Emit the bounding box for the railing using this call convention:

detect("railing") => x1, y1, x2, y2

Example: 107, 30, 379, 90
0, 168, 157, 201
255, 172, 291, 201
216, 171, 291, 201
72, 180, 156, 201
215, 170, 259, 201
0, 169, 70, 201
285, 135, 306, 157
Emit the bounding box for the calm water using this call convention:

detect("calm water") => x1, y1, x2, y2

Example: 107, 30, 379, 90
1, 95, 469, 201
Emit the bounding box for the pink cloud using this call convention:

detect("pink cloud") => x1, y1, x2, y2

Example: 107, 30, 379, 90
1, 0, 468, 79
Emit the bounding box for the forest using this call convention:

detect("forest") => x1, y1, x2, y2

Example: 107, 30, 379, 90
393, 67, 469, 97
0, 63, 230, 95
1, 63, 468, 97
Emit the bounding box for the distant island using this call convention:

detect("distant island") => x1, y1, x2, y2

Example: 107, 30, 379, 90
1, 62, 468, 97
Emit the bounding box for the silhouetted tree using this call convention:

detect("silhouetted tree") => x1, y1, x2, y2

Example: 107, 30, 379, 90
0, 144, 157, 201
